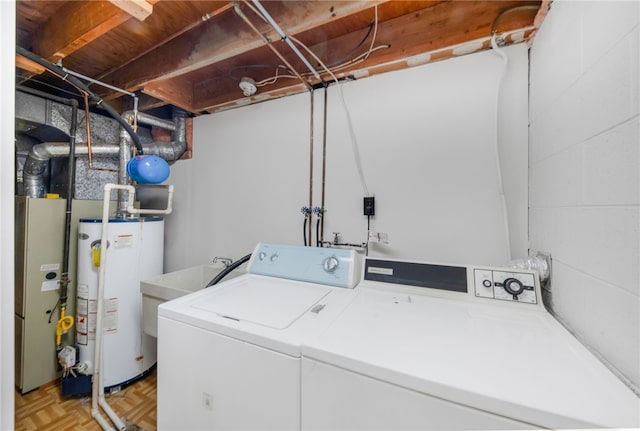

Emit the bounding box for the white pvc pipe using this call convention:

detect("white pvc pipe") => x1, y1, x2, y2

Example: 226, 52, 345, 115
91, 408, 114, 431
92, 183, 174, 430
92, 183, 120, 431
125, 184, 174, 215
100, 397, 126, 430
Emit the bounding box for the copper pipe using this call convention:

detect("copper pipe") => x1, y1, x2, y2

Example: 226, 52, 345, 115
320, 86, 328, 245
308, 89, 314, 246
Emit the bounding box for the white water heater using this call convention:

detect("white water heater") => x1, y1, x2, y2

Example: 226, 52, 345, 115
76, 217, 163, 389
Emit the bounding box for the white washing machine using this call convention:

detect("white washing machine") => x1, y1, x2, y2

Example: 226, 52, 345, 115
301, 257, 640, 430
157, 243, 361, 430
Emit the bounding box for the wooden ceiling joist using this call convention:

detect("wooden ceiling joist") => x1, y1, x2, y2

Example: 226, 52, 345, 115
108, 0, 154, 22
99, 1, 387, 96
31, 0, 157, 63
16, 0, 544, 116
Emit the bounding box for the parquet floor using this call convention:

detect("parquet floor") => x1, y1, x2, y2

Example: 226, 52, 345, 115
15, 370, 157, 431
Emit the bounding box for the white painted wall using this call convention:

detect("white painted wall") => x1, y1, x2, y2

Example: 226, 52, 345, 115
320, 45, 529, 263
165, 93, 312, 269
165, 44, 529, 271
1, 1, 15, 429
529, 0, 639, 391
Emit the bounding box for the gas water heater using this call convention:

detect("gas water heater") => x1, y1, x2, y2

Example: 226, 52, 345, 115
76, 217, 163, 389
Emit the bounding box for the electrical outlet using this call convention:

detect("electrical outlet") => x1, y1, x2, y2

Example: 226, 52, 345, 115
202, 392, 213, 410
364, 196, 375, 216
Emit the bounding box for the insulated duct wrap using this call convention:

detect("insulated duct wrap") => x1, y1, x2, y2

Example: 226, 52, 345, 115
19, 101, 189, 198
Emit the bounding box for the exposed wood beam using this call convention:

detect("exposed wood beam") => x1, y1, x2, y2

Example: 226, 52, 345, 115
108, 0, 154, 22
191, 0, 538, 112
31, 0, 159, 63
15, 53, 46, 75
108, 92, 167, 114
100, 1, 387, 94
197, 81, 310, 114
95, 2, 234, 83
142, 80, 195, 113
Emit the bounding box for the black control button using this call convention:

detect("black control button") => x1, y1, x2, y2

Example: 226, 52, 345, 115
503, 278, 525, 296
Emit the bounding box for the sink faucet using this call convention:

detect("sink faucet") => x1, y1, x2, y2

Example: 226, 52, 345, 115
213, 257, 233, 268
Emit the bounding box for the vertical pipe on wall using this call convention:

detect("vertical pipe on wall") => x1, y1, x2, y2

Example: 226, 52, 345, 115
117, 131, 133, 217
320, 86, 328, 245
308, 89, 314, 246
56, 99, 79, 350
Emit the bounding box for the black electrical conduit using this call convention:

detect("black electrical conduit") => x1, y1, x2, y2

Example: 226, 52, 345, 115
16, 46, 144, 155
205, 254, 252, 287
303, 218, 308, 246
59, 98, 78, 314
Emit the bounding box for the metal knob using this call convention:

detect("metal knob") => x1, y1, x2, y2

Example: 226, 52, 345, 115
323, 256, 339, 273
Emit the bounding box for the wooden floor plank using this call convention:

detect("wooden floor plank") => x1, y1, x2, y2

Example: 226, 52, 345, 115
15, 370, 157, 431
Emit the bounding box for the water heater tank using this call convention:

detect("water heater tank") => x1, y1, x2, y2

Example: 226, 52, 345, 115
76, 217, 164, 389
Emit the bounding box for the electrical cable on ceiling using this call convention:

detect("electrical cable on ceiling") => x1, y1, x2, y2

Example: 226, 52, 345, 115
364, 3, 379, 60
326, 22, 375, 68
16, 46, 144, 155
255, 67, 298, 87
240, 2, 387, 89
250, 0, 320, 80
233, 2, 311, 90
326, 45, 390, 74
491, 4, 541, 42
228, 64, 293, 82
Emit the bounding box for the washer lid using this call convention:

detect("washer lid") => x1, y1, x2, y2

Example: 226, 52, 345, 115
191, 277, 331, 329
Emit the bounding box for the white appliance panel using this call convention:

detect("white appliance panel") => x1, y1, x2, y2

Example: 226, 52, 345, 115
192, 278, 331, 329
302, 358, 535, 430
157, 243, 362, 430
158, 318, 299, 430
77, 218, 162, 387
302, 285, 640, 429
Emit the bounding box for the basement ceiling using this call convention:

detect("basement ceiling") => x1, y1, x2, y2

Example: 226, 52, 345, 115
15, 0, 545, 117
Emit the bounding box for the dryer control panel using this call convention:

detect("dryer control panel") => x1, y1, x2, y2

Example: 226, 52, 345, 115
248, 243, 361, 289
361, 257, 541, 307
473, 269, 538, 304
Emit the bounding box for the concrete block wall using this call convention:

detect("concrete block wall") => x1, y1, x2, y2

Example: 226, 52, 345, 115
529, 0, 639, 391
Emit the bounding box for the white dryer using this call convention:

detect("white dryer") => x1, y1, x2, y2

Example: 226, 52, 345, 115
301, 257, 640, 430
156, 243, 361, 430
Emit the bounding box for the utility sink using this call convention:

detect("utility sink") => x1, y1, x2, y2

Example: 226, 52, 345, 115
141, 264, 243, 337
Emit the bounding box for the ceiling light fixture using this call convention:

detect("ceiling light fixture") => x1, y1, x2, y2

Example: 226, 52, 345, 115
239, 76, 257, 96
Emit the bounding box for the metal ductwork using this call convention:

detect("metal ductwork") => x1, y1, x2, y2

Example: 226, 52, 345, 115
17, 90, 189, 199
22, 110, 188, 199
23, 142, 120, 198
22, 139, 188, 198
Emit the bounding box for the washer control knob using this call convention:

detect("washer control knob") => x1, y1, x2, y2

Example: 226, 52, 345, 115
323, 256, 339, 273
503, 277, 525, 296
270, 253, 279, 262
482, 279, 492, 288
258, 252, 267, 261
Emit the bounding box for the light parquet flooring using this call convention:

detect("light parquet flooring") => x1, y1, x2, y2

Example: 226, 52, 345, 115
15, 370, 157, 431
